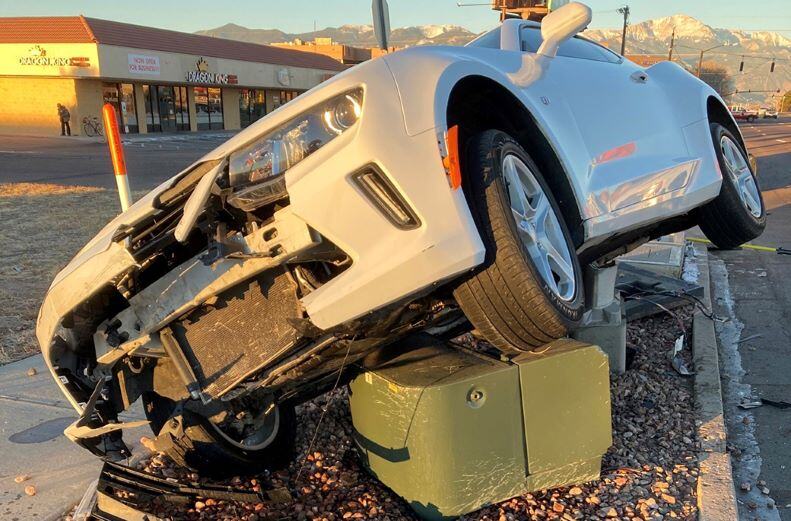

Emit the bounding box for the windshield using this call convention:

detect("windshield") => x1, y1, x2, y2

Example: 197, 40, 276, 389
466, 25, 622, 65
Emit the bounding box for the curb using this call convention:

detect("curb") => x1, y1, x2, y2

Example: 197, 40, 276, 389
690, 243, 739, 520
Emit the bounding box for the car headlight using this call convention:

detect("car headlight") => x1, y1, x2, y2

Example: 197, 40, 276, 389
227, 88, 363, 211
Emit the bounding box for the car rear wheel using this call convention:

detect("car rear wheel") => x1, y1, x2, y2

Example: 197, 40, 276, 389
142, 391, 296, 477
454, 129, 584, 354
697, 123, 766, 249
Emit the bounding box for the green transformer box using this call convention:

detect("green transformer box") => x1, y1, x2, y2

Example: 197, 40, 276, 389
349, 335, 612, 520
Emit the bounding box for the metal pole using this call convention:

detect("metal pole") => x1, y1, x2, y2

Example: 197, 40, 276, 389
101, 103, 132, 212
668, 28, 675, 62
697, 50, 705, 78
372, 0, 390, 51
617, 6, 630, 56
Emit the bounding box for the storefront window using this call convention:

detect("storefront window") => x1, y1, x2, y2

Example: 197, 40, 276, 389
194, 87, 224, 130
174, 86, 190, 131
143, 85, 160, 132
120, 84, 138, 133
208, 87, 223, 130
144, 85, 190, 132
102, 82, 138, 134
272, 89, 301, 110
239, 89, 267, 128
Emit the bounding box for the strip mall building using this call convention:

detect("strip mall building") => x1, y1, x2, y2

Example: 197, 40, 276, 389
0, 17, 346, 136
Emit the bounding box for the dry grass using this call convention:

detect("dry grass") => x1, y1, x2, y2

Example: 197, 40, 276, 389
0, 189, 121, 364
0, 183, 104, 197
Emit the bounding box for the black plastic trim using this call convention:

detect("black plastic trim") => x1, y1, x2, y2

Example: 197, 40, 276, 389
350, 164, 421, 230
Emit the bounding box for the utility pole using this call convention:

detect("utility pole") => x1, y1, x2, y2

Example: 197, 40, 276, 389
668, 27, 675, 62
617, 5, 630, 56
696, 44, 726, 78
371, 0, 391, 51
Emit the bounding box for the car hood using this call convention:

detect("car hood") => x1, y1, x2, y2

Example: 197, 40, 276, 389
54, 63, 374, 288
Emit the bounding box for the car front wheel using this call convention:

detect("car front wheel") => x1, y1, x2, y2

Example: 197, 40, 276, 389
454, 129, 584, 354
142, 390, 296, 477
697, 123, 766, 249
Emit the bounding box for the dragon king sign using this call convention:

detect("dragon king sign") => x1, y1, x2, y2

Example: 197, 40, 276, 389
185, 57, 237, 85
18, 45, 91, 67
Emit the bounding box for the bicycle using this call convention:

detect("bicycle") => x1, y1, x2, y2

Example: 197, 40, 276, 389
82, 116, 104, 137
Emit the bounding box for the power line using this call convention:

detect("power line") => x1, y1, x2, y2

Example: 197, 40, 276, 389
673, 43, 791, 62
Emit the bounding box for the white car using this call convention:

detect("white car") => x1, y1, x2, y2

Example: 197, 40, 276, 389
38, 3, 764, 474
762, 107, 779, 119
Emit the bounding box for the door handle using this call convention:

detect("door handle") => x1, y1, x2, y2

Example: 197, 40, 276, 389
630, 71, 649, 84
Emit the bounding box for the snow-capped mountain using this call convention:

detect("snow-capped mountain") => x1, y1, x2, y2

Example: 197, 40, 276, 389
195, 23, 475, 47
197, 16, 788, 105
585, 14, 791, 51
584, 14, 790, 105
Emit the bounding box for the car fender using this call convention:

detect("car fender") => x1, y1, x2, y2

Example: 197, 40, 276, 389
384, 47, 550, 137
646, 61, 745, 144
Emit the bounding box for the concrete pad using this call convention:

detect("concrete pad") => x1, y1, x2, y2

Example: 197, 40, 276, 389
0, 355, 147, 521
0, 355, 100, 521
617, 232, 686, 277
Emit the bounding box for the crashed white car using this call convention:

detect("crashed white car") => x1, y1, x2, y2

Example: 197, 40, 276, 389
38, 3, 764, 474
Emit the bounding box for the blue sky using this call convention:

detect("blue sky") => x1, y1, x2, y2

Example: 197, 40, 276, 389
2, 0, 789, 34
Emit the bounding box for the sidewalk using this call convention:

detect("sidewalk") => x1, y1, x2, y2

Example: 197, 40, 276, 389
121, 130, 237, 143
0, 355, 146, 521
0, 130, 236, 143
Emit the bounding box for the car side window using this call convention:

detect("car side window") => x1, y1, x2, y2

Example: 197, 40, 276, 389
520, 27, 622, 64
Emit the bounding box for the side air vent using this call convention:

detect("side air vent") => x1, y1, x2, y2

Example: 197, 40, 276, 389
351, 165, 421, 230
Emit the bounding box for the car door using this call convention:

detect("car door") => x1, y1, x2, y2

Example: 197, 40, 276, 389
519, 26, 694, 221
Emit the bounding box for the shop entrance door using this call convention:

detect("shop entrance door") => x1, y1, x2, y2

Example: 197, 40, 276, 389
157, 87, 177, 133
102, 83, 139, 133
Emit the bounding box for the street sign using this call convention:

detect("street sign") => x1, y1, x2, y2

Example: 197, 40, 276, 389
372, 0, 391, 51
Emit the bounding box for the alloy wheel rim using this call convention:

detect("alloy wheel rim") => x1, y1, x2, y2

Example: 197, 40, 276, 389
720, 136, 762, 218
503, 153, 576, 302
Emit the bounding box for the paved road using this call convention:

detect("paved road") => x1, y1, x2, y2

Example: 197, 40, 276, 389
707, 116, 791, 520
0, 132, 235, 191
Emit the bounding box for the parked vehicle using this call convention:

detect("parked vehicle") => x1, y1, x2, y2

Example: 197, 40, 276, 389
761, 107, 779, 119
38, 2, 765, 475
731, 107, 758, 122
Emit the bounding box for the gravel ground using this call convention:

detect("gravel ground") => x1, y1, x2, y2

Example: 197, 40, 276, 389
63, 307, 699, 521
0, 186, 122, 364
3, 185, 701, 520
0, 185, 698, 521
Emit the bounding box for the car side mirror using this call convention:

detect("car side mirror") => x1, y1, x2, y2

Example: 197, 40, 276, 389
537, 2, 592, 57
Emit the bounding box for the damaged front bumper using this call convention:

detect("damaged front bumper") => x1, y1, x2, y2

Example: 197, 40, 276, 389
37, 207, 320, 458
91, 461, 290, 521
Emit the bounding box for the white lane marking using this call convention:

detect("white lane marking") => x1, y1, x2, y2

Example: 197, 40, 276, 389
0, 150, 37, 154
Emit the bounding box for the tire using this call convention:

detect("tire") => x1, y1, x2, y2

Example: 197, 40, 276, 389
697, 123, 766, 249
142, 392, 296, 477
453, 130, 584, 354
83, 123, 94, 137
